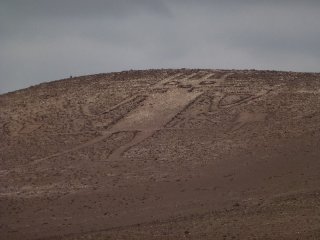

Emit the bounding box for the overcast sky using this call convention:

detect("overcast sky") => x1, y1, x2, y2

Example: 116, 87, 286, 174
1, 0, 320, 93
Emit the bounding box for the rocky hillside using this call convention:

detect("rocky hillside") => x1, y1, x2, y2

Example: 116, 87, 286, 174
1, 69, 320, 239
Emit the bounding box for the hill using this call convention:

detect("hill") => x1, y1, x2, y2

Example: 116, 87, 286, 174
1, 69, 320, 239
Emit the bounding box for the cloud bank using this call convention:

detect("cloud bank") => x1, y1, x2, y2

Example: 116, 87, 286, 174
1, 0, 320, 93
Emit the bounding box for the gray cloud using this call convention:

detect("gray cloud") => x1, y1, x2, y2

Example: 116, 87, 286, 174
1, 1, 320, 93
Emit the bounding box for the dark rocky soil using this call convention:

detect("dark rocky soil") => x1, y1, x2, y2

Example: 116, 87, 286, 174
1, 69, 320, 239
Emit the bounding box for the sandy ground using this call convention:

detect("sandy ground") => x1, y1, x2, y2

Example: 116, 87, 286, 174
1, 69, 320, 239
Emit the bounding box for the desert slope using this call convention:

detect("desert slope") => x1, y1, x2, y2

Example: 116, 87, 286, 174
1, 69, 320, 239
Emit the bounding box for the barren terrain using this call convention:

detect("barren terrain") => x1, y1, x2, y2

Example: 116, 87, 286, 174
1, 69, 320, 239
